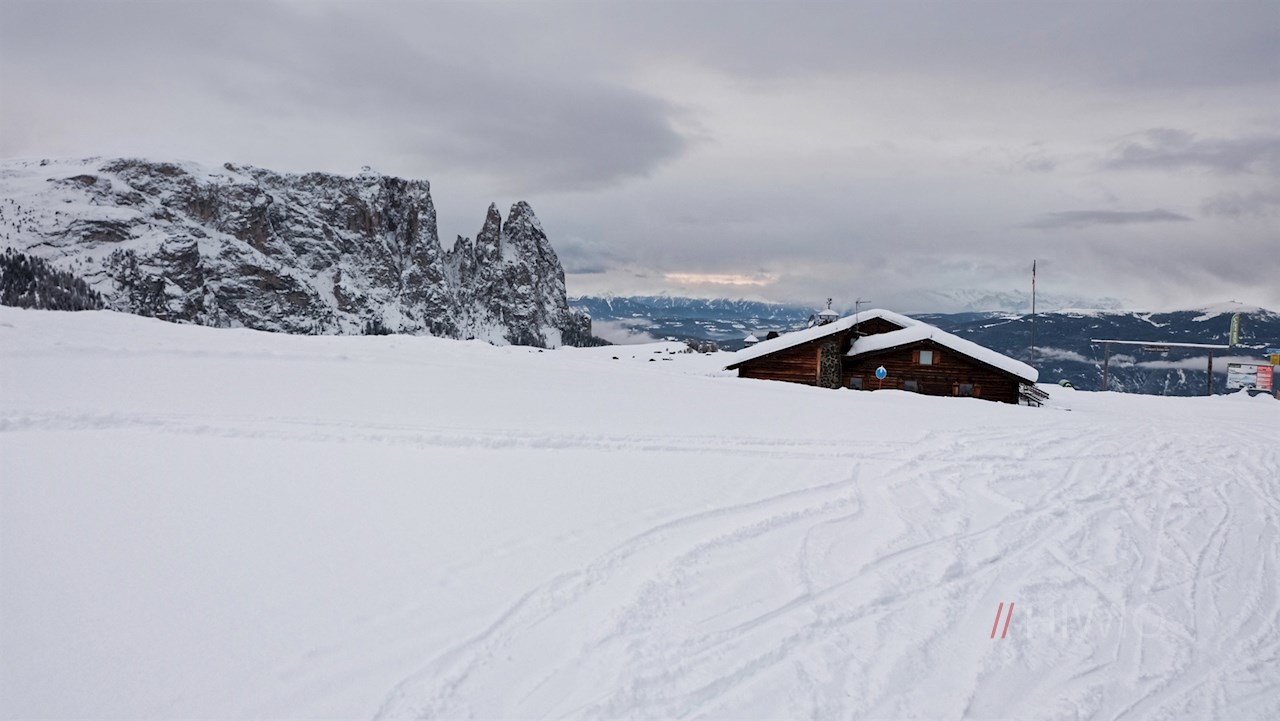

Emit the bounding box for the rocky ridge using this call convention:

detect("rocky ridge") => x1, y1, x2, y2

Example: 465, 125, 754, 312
0, 157, 595, 346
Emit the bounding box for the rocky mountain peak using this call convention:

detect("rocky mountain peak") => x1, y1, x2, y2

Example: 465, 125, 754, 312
0, 157, 598, 347
475, 203, 504, 263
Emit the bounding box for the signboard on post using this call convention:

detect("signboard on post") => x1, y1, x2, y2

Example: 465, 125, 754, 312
1227, 363, 1275, 390
1227, 363, 1258, 390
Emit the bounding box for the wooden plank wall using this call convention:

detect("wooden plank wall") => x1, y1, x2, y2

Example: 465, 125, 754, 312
735, 316, 908, 386
843, 340, 1022, 403
738, 340, 823, 384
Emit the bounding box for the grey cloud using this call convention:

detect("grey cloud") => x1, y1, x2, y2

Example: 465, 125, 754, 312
587, 320, 661, 345
1200, 190, 1280, 218
1020, 156, 1057, 173
548, 165, 1276, 308
2, 0, 1278, 312
0, 0, 687, 192
1105, 129, 1280, 175
566, 1, 1279, 90
555, 235, 630, 275
1023, 209, 1193, 230
981, 143, 1059, 174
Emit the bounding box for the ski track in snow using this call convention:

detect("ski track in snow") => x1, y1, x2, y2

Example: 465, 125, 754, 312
364, 424, 1280, 721
2, 310, 1278, 720
0, 409, 922, 460
5, 409, 1278, 720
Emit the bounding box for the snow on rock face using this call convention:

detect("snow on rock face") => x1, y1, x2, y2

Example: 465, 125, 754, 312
442, 200, 588, 347
0, 158, 593, 346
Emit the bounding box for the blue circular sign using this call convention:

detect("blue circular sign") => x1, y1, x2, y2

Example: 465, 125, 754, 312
875, 366, 887, 380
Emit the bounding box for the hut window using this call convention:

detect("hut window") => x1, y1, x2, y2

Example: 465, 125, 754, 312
848, 377, 864, 390
903, 380, 919, 392
918, 350, 934, 365
957, 382, 974, 397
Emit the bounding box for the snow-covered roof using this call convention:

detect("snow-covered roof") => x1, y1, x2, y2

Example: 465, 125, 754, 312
725, 307, 1038, 383
818, 308, 839, 318
743, 334, 759, 344
847, 325, 1039, 382
725, 309, 920, 367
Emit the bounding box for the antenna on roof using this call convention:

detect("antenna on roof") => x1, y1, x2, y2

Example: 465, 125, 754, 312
851, 298, 872, 337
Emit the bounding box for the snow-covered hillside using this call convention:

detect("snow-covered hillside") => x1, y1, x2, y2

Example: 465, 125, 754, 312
1, 308, 1277, 720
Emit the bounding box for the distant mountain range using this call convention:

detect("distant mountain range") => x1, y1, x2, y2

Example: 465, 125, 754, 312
886, 288, 1127, 314
570, 295, 1280, 395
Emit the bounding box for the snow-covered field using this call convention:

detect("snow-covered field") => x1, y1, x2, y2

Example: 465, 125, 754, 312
2, 308, 1278, 721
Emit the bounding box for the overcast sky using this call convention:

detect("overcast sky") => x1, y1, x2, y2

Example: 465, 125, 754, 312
3, 0, 1277, 311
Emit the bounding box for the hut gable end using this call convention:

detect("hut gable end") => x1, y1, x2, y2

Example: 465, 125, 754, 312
848, 316, 902, 338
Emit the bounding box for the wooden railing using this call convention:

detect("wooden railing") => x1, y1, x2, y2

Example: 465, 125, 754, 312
1019, 384, 1050, 407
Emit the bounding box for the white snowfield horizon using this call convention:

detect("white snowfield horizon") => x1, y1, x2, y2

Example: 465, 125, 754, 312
1, 308, 1277, 720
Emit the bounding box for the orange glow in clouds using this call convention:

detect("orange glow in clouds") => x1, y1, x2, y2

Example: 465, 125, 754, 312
663, 272, 778, 286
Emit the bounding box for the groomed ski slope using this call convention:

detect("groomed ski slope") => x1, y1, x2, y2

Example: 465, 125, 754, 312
1, 308, 1277, 721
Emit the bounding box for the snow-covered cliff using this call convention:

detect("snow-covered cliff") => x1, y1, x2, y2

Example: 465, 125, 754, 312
0, 158, 594, 346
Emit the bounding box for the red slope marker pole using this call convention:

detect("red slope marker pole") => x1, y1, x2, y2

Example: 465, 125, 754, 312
990, 602, 1004, 639
1001, 602, 1015, 639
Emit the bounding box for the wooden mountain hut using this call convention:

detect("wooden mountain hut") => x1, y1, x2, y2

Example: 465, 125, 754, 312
724, 309, 1040, 404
